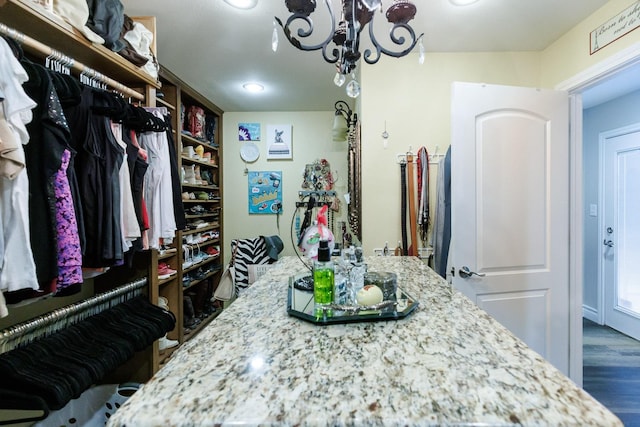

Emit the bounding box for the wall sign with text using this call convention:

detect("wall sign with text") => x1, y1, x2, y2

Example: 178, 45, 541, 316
590, 1, 640, 55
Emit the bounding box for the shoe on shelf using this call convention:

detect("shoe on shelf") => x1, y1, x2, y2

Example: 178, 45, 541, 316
195, 145, 205, 160
203, 301, 217, 316
206, 246, 219, 257
158, 296, 170, 311
182, 146, 195, 159
158, 263, 177, 279
192, 245, 207, 264
182, 274, 192, 287
182, 245, 194, 269
158, 334, 179, 351
159, 245, 177, 256
185, 165, 197, 185
188, 205, 205, 215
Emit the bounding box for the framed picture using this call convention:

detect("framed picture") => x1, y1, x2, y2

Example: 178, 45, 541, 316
266, 124, 292, 160
238, 122, 261, 141
248, 171, 282, 214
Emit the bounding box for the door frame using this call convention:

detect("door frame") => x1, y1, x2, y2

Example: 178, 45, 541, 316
556, 40, 640, 385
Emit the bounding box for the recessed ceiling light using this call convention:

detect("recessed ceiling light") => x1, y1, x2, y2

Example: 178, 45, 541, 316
223, 0, 258, 9
243, 83, 264, 93
449, 0, 480, 5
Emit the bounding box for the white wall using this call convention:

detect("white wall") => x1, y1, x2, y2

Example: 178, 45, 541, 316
358, 52, 541, 254
222, 111, 347, 264
582, 88, 640, 318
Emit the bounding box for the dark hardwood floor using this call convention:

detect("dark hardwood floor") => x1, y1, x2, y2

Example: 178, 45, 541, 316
583, 318, 640, 426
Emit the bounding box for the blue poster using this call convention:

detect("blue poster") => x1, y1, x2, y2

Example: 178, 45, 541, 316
248, 171, 282, 214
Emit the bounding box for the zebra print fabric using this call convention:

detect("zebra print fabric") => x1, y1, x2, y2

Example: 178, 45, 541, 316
231, 237, 272, 293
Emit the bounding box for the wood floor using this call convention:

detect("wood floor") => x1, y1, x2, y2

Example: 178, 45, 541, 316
583, 318, 640, 426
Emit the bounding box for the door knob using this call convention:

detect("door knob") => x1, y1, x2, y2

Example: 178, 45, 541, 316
603, 239, 614, 248
459, 266, 486, 279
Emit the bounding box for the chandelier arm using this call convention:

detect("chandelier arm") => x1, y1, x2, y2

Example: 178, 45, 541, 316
274, 0, 339, 64
363, 21, 424, 65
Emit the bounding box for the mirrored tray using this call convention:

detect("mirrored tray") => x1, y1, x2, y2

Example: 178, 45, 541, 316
287, 274, 419, 325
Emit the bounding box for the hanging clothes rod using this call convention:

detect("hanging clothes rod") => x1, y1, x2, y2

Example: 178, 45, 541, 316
0, 278, 148, 354
0, 22, 145, 101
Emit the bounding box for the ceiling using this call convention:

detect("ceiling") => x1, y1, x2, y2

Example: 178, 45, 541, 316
118, 0, 636, 113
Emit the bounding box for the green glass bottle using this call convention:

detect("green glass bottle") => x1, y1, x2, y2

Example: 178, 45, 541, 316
313, 240, 334, 318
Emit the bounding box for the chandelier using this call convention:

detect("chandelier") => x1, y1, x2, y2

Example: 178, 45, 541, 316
273, 0, 424, 98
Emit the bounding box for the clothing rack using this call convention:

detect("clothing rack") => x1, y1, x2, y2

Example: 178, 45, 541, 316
0, 22, 145, 101
0, 278, 147, 354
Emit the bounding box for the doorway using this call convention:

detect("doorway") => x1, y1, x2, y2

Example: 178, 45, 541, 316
562, 41, 640, 389
601, 125, 640, 341
556, 43, 640, 385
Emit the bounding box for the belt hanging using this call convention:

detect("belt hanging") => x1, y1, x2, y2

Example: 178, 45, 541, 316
407, 153, 418, 256
400, 161, 408, 256
417, 146, 429, 243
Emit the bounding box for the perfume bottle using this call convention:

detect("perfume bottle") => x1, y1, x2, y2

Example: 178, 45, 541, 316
349, 246, 366, 304
313, 240, 334, 318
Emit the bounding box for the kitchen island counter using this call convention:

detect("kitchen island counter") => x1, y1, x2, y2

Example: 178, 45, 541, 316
108, 256, 620, 426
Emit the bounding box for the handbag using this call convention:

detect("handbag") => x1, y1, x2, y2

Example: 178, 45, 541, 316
213, 264, 235, 302
213, 245, 238, 302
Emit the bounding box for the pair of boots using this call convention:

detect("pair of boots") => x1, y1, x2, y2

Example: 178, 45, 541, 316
183, 294, 201, 330
184, 282, 218, 331
158, 297, 179, 351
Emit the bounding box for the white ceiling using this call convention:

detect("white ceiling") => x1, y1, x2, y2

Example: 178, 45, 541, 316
118, 0, 638, 112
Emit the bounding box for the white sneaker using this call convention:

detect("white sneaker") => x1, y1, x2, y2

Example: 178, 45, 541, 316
158, 335, 179, 351
158, 296, 170, 311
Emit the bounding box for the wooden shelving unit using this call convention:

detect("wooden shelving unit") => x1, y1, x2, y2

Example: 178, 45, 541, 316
0, 1, 224, 382
155, 65, 224, 357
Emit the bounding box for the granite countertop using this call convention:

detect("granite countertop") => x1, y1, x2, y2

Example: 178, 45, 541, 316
107, 256, 621, 427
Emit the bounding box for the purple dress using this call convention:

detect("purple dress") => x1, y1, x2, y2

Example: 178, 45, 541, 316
54, 149, 83, 289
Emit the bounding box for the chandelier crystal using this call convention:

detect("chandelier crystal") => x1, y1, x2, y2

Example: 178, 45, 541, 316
274, 0, 423, 97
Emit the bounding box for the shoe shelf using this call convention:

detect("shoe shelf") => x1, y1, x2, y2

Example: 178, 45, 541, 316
182, 265, 221, 292
158, 275, 177, 287
158, 247, 178, 261
182, 183, 220, 190
185, 214, 219, 220
156, 96, 176, 112
159, 346, 179, 366
183, 224, 220, 236
181, 156, 219, 168
184, 309, 222, 341
181, 133, 219, 151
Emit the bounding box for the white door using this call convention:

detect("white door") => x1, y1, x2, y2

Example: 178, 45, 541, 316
451, 82, 570, 375
602, 125, 640, 341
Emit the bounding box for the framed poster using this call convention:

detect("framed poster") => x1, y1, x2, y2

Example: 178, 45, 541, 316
248, 171, 282, 214
266, 124, 292, 159
239, 122, 261, 141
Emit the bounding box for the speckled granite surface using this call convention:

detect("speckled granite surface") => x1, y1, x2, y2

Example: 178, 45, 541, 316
107, 256, 621, 427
